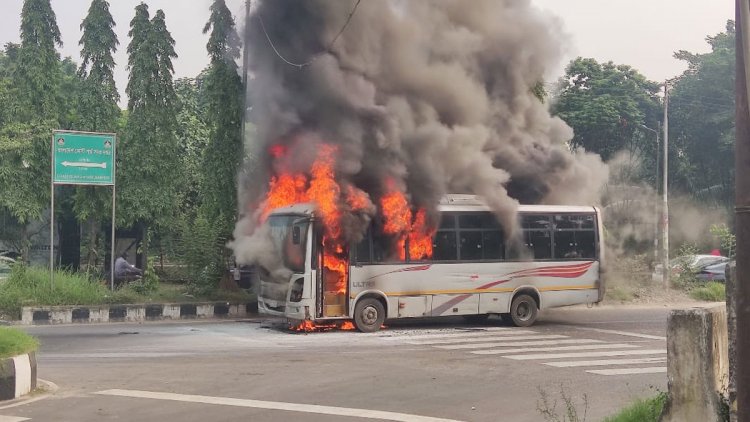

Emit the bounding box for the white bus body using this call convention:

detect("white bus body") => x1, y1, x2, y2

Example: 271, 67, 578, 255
257, 195, 604, 332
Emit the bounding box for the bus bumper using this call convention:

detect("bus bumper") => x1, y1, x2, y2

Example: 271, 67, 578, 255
257, 297, 313, 320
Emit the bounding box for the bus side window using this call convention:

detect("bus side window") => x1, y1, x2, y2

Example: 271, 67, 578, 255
553, 214, 596, 259
459, 231, 482, 260
525, 230, 552, 259
433, 231, 458, 261
520, 214, 552, 259
355, 229, 372, 264
482, 230, 504, 259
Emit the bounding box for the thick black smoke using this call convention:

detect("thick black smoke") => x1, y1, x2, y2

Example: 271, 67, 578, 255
233, 0, 606, 263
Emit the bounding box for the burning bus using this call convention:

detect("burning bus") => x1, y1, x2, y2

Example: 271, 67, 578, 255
236, 1, 610, 332
249, 143, 604, 332
257, 194, 604, 333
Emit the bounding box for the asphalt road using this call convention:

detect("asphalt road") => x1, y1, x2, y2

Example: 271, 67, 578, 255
0, 305, 676, 422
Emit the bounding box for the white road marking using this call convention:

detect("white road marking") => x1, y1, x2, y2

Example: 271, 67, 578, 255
586, 367, 667, 376
95, 389, 465, 422
408, 334, 565, 345
504, 349, 667, 360
436, 338, 603, 350
574, 327, 666, 341
0, 416, 30, 421
471, 343, 638, 355
384, 329, 534, 342
544, 357, 667, 367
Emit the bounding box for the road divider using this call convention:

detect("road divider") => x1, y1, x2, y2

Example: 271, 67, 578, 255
19, 301, 258, 325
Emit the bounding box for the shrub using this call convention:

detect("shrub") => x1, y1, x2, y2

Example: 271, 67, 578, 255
603, 392, 667, 422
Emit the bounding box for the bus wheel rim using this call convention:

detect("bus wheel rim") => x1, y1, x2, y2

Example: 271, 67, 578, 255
362, 305, 378, 325
517, 303, 530, 320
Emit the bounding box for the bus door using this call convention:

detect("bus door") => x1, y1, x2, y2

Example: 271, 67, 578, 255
315, 224, 349, 318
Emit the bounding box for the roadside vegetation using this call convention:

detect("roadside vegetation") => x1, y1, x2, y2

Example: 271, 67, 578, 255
0, 327, 38, 359
689, 282, 726, 302
602, 392, 666, 422
0, 264, 252, 320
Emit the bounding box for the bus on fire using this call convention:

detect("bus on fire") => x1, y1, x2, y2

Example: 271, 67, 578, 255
257, 195, 604, 332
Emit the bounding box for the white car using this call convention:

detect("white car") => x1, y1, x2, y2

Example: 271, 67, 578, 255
652, 254, 729, 282
0, 256, 14, 281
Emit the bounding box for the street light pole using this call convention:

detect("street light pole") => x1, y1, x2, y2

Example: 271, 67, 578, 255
640, 124, 661, 266
662, 83, 670, 289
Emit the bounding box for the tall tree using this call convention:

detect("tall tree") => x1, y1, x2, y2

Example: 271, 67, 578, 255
669, 21, 735, 209
174, 76, 209, 212
552, 58, 662, 172
0, 0, 62, 261
202, 0, 243, 243
15, 0, 62, 122
119, 4, 179, 267
75, 0, 120, 269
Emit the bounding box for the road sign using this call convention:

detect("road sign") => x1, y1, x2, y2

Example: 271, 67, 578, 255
52, 131, 115, 185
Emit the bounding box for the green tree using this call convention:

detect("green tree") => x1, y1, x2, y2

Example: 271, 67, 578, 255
75, 0, 120, 269
119, 4, 179, 266
669, 21, 735, 209
552, 58, 662, 172
199, 0, 243, 287
15, 0, 62, 122
0, 0, 62, 261
174, 76, 209, 212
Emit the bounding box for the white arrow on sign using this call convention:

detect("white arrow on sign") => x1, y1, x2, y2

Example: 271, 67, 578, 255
61, 161, 107, 169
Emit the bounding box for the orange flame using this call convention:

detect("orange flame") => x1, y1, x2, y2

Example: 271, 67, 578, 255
262, 143, 350, 296
409, 209, 434, 260
290, 320, 358, 332
379, 180, 434, 260
340, 321, 356, 330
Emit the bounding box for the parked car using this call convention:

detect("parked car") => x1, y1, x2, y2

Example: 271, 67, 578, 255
652, 254, 729, 282
697, 260, 729, 282
0, 256, 15, 281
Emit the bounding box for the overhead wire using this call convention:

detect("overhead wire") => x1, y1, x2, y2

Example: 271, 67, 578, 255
256, 0, 362, 69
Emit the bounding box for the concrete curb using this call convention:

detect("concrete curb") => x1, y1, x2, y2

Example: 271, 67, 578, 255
661, 303, 728, 422
0, 351, 36, 401
20, 302, 259, 325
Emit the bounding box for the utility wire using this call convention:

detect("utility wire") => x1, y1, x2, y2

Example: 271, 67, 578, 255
257, 0, 362, 69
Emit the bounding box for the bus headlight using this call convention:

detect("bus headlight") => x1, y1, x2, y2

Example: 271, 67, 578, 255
290, 277, 304, 302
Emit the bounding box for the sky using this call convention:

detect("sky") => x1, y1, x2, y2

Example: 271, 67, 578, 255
0, 0, 736, 107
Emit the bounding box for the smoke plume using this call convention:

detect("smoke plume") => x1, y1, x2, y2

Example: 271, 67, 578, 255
233, 0, 606, 264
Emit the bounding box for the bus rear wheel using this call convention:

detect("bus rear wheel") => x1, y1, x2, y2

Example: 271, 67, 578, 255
509, 294, 538, 327
354, 298, 385, 333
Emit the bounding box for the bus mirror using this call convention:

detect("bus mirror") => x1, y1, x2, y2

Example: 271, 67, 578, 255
292, 226, 301, 245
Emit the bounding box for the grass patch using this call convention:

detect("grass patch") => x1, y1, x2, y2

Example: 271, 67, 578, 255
690, 282, 726, 302
605, 285, 634, 302
0, 264, 254, 320
0, 265, 109, 319
0, 327, 39, 359
603, 392, 666, 422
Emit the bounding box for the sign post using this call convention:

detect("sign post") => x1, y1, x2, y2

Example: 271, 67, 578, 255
51, 131, 117, 289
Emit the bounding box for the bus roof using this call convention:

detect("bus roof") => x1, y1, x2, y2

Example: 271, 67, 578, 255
267, 194, 598, 216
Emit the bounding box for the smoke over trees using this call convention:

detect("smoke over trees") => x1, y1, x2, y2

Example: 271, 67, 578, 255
234, 0, 607, 262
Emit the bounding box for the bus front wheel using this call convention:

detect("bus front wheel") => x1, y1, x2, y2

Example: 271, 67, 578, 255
354, 298, 385, 333
509, 294, 538, 327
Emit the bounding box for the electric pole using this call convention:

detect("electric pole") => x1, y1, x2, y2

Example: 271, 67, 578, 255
734, 0, 750, 419
661, 82, 670, 289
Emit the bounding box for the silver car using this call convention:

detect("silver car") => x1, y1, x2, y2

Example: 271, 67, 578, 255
652, 254, 729, 282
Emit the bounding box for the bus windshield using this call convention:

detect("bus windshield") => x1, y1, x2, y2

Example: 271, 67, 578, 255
267, 215, 309, 273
